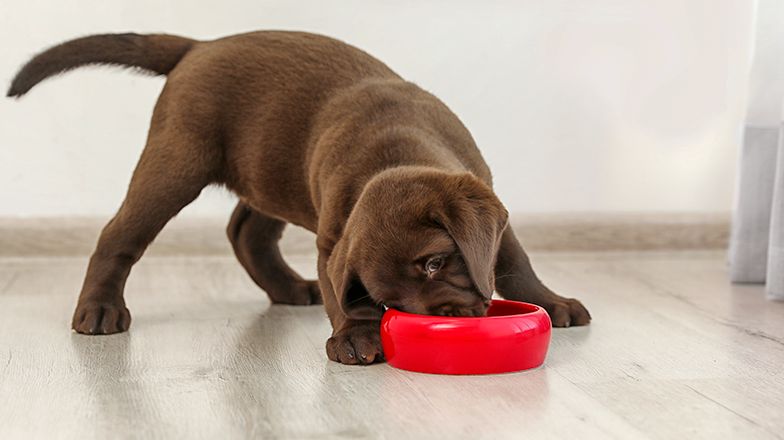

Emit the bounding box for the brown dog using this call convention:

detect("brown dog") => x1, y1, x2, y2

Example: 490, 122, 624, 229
8, 31, 590, 364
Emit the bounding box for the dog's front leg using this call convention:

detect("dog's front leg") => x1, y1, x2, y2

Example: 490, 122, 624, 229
317, 250, 383, 365
494, 227, 592, 327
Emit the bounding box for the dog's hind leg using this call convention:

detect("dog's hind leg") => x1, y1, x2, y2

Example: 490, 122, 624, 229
227, 203, 322, 305
71, 113, 219, 335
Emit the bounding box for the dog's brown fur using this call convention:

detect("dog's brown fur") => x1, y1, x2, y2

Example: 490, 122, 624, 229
9, 31, 590, 365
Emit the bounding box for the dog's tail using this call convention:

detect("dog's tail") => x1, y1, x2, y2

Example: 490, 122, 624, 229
7, 33, 196, 98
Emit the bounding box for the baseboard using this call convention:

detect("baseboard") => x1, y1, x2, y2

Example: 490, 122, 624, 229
508, 213, 729, 251
0, 213, 729, 257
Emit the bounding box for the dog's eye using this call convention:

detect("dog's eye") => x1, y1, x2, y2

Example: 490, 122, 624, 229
425, 256, 445, 274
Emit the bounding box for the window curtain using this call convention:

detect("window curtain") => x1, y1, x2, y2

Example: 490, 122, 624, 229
729, 0, 784, 300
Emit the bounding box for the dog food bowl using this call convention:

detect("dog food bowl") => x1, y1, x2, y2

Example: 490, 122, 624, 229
380, 300, 551, 375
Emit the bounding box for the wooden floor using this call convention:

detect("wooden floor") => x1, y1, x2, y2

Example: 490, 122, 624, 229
0, 250, 782, 439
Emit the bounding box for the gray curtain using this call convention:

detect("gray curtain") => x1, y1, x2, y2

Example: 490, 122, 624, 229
730, 127, 783, 299
729, 0, 784, 300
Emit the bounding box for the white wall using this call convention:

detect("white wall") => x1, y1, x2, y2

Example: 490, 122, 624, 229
0, 0, 755, 217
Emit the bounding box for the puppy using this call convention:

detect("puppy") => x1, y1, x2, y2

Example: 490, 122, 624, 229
8, 32, 590, 364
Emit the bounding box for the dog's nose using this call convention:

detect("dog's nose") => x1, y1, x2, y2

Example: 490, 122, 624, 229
384, 302, 404, 311
432, 304, 487, 317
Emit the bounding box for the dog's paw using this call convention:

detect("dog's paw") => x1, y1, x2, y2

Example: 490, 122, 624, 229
544, 297, 591, 327
326, 323, 383, 365
269, 280, 322, 306
72, 300, 131, 335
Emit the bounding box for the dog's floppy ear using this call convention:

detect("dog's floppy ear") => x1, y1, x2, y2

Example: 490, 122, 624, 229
433, 174, 509, 299
327, 238, 384, 321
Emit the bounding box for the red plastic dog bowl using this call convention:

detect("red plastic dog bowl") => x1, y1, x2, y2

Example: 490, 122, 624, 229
381, 300, 551, 375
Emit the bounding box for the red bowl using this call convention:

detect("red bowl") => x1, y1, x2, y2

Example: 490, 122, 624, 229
381, 300, 551, 375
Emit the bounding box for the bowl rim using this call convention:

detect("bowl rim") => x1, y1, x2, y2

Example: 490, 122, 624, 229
383, 299, 545, 322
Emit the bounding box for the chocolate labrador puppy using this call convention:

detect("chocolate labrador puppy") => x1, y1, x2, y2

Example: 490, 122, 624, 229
8, 31, 590, 364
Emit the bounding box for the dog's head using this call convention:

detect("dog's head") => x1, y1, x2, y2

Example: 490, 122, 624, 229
326, 167, 509, 320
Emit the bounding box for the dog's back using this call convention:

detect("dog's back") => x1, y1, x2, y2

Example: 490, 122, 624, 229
8, 31, 490, 227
